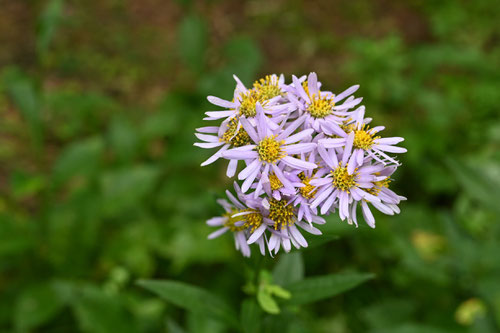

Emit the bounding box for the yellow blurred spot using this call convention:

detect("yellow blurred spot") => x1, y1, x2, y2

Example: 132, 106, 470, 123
455, 298, 486, 326
411, 230, 445, 260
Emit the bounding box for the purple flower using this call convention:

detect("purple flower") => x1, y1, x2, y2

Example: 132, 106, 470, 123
204, 75, 290, 128
255, 170, 300, 201
349, 165, 407, 228
310, 138, 383, 225
221, 105, 317, 193
319, 107, 407, 168
261, 196, 325, 254
207, 183, 267, 257
194, 116, 253, 177
198, 72, 407, 256
287, 72, 362, 136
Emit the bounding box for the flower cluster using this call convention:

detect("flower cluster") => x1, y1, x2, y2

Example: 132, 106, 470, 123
195, 73, 406, 257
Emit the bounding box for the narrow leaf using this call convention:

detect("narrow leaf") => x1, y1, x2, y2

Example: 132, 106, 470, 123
137, 279, 238, 329
240, 299, 262, 333
286, 272, 374, 305
273, 252, 304, 286
257, 290, 280, 315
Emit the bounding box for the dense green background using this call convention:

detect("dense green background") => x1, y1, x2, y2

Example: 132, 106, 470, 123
1, 0, 499, 332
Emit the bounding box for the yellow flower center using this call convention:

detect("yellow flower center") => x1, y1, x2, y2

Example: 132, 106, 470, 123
307, 92, 335, 119
298, 172, 317, 199
352, 125, 379, 150
239, 90, 265, 118
224, 209, 263, 232
365, 178, 391, 196
331, 165, 358, 192
254, 75, 282, 100
257, 135, 285, 163
302, 80, 310, 97
221, 117, 252, 147
269, 173, 283, 191
269, 198, 295, 230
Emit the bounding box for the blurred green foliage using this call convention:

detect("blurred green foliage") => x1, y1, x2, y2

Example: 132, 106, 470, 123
0, 0, 499, 332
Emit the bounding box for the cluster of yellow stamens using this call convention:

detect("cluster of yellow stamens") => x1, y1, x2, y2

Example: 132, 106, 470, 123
269, 173, 283, 190
352, 124, 379, 150
268, 199, 295, 230
223, 209, 263, 232
221, 117, 252, 147
297, 172, 318, 199
307, 92, 335, 119
253, 75, 282, 100
366, 177, 391, 196
257, 135, 285, 163
331, 165, 358, 192
302, 80, 310, 96
239, 90, 264, 117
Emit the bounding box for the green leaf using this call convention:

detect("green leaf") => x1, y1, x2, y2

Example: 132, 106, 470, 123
10, 170, 46, 200
178, 15, 207, 72
257, 289, 280, 315
72, 285, 137, 333
52, 136, 104, 185
224, 37, 262, 84
446, 158, 500, 212
273, 252, 304, 286
14, 282, 66, 331
108, 116, 139, 161
2, 67, 42, 148
137, 279, 239, 329
100, 165, 160, 216
286, 272, 374, 305
240, 299, 262, 333
267, 285, 291, 300
37, 0, 64, 56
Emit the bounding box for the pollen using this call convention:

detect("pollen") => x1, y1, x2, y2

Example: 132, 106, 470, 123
224, 209, 263, 232
298, 172, 317, 199
254, 75, 282, 100
307, 92, 335, 119
366, 177, 391, 196
331, 165, 358, 192
302, 80, 310, 97
222, 117, 252, 147
269, 173, 283, 191
269, 198, 295, 230
352, 125, 379, 150
239, 90, 264, 118
257, 135, 285, 163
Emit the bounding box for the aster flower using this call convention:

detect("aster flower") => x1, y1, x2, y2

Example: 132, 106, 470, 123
255, 170, 301, 201
349, 165, 407, 228
204, 75, 290, 128
194, 116, 253, 177
207, 183, 267, 257
310, 135, 383, 225
260, 196, 325, 254
287, 72, 362, 136
221, 104, 317, 193
253, 74, 288, 101
197, 72, 407, 256
319, 107, 407, 168
287, 152, 325, 223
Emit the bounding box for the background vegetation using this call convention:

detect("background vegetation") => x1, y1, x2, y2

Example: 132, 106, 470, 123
1, 0, 499, 332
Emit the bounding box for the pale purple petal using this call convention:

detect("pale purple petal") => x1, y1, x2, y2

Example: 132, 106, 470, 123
282, 156, 317, 170
361, 201, 375, 228
238, 159, 261, 180
284, 129, 314, 144
208, 227, 229, 239
247, 224, 267, 244
207, 96, 236, 108
284, 143, 316, 155
333, 85, 359, 103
